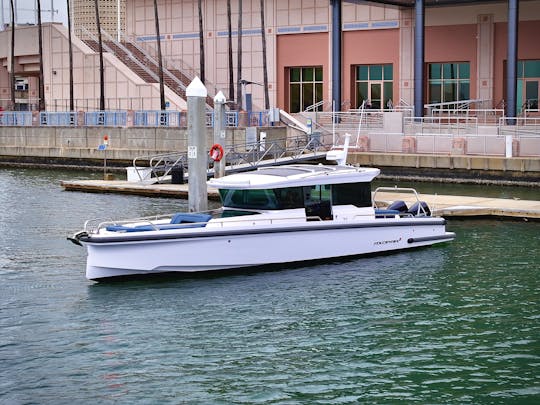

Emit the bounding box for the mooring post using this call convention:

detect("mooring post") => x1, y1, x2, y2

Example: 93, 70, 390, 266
213, 91, 227, 178
186, 77, 208, 212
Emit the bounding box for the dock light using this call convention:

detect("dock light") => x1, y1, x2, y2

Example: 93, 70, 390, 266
103, 135, 109, 146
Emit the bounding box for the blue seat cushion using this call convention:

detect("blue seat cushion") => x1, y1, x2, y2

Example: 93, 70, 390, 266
170, 213, 212, 224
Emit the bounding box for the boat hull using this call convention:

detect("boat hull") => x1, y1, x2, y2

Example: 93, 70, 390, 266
82, 218, 455, 280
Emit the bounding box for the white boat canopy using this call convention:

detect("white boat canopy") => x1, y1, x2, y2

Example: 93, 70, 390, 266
207, 164, 381, 190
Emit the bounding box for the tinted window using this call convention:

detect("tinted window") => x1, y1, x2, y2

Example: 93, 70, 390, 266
332, 182, 372, 207
220, 189, 279, 210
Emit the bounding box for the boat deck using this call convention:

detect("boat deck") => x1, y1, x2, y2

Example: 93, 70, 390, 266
60, 179, 540, 220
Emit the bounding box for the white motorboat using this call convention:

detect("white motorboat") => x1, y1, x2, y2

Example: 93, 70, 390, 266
70, 163, 455, 281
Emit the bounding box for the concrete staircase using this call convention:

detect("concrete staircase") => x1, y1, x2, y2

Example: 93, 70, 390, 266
82, 31, 214, 110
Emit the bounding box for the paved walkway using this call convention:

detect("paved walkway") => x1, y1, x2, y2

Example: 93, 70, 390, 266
60, 179, 540, 220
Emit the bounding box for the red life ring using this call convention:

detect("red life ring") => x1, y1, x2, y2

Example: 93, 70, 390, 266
209, 143, 224, 162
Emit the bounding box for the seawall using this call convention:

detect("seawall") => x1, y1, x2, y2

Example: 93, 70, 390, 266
0, 126, 539, 185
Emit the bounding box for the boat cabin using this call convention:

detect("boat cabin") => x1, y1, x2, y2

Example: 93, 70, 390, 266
208, 164, 381, 221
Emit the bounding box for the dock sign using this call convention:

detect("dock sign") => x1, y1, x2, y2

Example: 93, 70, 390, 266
97, 144, 107, 151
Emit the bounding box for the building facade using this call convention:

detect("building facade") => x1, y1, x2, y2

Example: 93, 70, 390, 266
124, 0, 540, 114
0, 0, 538, 114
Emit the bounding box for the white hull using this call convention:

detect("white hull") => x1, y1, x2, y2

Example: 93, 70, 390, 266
83, 218, 454, 280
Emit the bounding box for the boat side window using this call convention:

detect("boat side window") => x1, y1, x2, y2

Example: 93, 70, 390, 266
274, 187, 304, 209
332, 182, 372, 207
219, 189, 279, 210
304, 185, 333, 220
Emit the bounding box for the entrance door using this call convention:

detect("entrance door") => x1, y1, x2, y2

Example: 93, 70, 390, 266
370, 83, 382, 109
525, 80, 539, 110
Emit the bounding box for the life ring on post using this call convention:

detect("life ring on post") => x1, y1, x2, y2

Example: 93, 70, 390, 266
209, 143, 224, 162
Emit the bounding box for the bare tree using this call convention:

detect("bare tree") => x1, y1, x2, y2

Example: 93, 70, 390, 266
67, 0, 74, 111
37, 0, 45, 111
198, 0, 205, 83
94, 0, 105, 111
154, 0, 166, 110
236, 0, 243, 108
9, 0, 15, 110
227, 0, 234, 104
260, 0, 269, 109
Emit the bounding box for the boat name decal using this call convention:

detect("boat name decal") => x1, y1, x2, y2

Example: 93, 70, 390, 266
374, 237, 402, 246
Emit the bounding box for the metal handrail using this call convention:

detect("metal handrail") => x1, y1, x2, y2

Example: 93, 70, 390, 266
110, 30, 187, 94
372, 187, 429, 216
122, 31, 219, 99
77, 26, 160, 83
132, 152, 186, 183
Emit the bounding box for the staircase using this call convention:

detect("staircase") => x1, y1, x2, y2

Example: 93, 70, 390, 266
119, 32, 215, 109
79, 27, 214, 110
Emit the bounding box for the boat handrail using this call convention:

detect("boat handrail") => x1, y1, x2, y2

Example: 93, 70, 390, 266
85, 211, 217, 233
372, 186, 430, 216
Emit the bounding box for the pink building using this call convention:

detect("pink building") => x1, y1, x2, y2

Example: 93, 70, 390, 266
0, 0, 538, 115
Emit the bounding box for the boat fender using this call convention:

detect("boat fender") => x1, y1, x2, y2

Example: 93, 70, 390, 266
209, 144, 224, 162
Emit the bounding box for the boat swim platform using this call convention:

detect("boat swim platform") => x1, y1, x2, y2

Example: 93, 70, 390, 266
60, 179, 540, 220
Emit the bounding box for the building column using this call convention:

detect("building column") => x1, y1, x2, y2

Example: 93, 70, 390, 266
507, 0, 519, 121
331, 0, 342, 113
414, 0, 424, 118
399, 8, 415, 108
477, 14, 495, 106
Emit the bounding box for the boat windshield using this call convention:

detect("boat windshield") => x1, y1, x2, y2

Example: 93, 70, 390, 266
219, 182, 372, 210
219, 187, 304, 210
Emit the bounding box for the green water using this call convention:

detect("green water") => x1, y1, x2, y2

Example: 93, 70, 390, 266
0, 168, 538, 403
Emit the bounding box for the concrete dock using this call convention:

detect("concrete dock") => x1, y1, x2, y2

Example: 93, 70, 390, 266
60, 179, 540, 220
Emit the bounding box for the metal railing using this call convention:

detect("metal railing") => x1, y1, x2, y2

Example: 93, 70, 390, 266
107, 30, 187, 96
431, 108, 505, 124
0, 111, 33, 126
39, 112, 77, 126
77, 26, 160, 84
134, 111, 182, 127
404, 116, 478, 137
132, 152, 187, 183
85, 111, 128, 126
425, 98, 490, 113
122, 31, 219, 99
128, 135, 329, 184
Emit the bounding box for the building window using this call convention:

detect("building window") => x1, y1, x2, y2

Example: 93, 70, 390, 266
354, 64, 393, 109
518, 60, 540, 111
428, 62, 470, 106
288, 67, 323, 113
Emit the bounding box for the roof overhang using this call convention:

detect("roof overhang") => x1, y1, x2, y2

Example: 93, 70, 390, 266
343, 0, 506, 8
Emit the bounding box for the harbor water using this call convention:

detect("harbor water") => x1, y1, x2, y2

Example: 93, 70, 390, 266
1, 168, 539, 404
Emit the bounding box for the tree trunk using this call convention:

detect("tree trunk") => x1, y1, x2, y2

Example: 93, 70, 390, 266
154, 0, 166, 110
67, 0, 74, 111
198, 0, 205, 84
227, 0, 234, 104
9, 0, 15, 110
260, 0, 269, 110
37, 0, 45, 111
94, 0, 105, 111
236, 0, 243, 109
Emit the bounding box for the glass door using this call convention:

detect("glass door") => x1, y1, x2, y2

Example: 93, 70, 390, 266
525, 80, 539, 109
369, 82, 382, 109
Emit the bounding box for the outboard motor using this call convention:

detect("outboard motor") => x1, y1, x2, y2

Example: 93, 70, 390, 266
387, 200, 408, 213
408, 201, 431, 217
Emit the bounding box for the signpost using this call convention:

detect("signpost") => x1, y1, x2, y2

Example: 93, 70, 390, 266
98, 135, 111, 180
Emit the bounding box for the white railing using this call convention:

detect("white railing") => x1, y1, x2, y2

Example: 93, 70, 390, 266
431, 108, 505, 124
404, 116, 478, 137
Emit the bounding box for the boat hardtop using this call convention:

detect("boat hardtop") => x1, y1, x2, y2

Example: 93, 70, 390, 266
207, 164, 381, 189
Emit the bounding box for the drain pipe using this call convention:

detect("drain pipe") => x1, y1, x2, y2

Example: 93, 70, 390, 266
506, 0, 519, 123
414, 0, 425, 119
